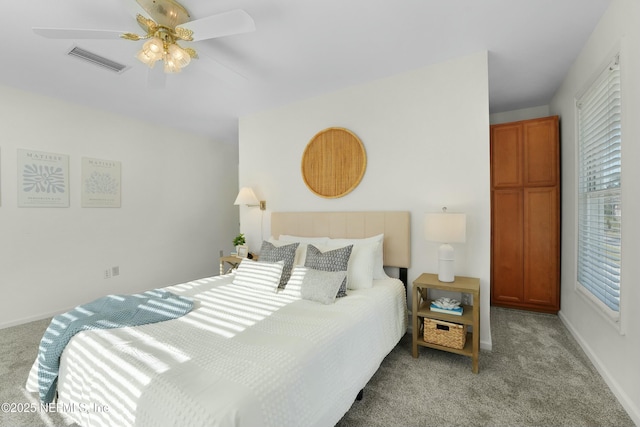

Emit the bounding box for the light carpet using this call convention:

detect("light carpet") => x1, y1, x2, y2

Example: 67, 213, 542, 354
0, 307, 633, 427
336, 307, 633, 426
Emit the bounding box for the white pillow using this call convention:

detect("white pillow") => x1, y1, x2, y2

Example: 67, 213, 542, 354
279, 235, 329, 243
232, 259, 284, 293
327, 234, 387, 281
272, 235, 330, 266
315, 239, 377, 290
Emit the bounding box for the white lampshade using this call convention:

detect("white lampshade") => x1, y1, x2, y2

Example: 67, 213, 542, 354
424, 212, 466, 243
424, 209, 466, 282
234, 187, 259, 206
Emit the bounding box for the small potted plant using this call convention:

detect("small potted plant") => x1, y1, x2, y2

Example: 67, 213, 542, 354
233, 233, 246, 255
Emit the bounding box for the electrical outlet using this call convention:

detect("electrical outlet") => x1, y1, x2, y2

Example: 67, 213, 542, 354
112, 266, 120, 276
104, 269, 111, 279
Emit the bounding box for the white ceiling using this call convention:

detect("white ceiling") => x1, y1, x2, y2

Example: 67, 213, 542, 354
1, 0, 611, 144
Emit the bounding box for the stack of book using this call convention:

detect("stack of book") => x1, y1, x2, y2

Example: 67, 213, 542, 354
430, 297, 463, 316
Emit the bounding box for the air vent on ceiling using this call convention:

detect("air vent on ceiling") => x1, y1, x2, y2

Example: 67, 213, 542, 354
67, 46, 129, 73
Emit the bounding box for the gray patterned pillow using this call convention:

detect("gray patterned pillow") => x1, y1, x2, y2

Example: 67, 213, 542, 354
259, 241, 299, 288
304, 244, 353, 298
299, 267, 347, 304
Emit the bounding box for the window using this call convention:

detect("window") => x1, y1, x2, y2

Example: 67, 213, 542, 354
576, 54, 622, 319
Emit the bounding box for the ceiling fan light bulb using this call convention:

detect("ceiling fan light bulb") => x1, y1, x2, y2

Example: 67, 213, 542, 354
136, 49, 158, 67
146, 37, 164, 55
163, 56, 181, 73
168, 43, 190, 68
136, 37, 165, 67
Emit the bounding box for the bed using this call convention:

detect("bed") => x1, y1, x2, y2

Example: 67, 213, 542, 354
26, 211, 410, 427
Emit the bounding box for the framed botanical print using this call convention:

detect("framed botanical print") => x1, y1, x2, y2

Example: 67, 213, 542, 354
81, 157, 121, 208
18, 149, 69, 207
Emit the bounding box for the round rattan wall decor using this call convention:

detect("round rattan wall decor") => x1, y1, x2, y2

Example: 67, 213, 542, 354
301, 127, 367, 198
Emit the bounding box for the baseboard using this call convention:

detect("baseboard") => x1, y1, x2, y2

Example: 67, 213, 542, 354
480, 340, 492, 351
0, 307, 70, 330
559, 310, 640, 426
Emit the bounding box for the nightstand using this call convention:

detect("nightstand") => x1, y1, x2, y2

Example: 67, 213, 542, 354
219, 255, 243, 275
412, 273, 480, 373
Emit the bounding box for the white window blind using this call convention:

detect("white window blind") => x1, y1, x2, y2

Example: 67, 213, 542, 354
577, 54, 622, 315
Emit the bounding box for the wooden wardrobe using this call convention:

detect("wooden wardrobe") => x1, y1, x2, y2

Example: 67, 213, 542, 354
490, 116, 560, 314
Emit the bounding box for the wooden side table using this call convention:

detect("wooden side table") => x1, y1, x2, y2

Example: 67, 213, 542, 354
219, 255, 243, 275
412, 273, 481, 373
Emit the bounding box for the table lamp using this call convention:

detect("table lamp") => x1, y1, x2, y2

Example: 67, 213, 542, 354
424, 207, 466, 282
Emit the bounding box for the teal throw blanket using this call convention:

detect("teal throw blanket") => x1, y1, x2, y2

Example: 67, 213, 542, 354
36, 289, 194, 403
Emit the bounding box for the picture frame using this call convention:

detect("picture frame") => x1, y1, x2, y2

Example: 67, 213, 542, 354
81, 157, 121, 208
236, 245, 249, 258
17, 149, 69, 207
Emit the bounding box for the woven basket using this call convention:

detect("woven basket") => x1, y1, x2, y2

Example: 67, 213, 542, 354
423, 318, 466, 349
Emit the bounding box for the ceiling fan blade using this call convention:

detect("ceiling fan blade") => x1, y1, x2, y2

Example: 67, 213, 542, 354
33, 28, 126, 40
197, 52, 247, 87
180, 9, 255, 42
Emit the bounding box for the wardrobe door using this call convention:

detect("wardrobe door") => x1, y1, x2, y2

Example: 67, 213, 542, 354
523, 117, 558, 187
491, 123, 523, 188
523, 187, 560, 309
491, 189, 524, 304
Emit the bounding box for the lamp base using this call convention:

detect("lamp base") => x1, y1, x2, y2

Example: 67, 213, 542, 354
437, 243, 455, 282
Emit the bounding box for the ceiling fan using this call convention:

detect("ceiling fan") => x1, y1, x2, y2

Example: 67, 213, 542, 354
33, 0, 256, 75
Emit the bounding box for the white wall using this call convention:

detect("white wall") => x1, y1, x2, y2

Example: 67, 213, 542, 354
0, 84, 239, 328
549, 0, 640, 424
239, 51, 492, 348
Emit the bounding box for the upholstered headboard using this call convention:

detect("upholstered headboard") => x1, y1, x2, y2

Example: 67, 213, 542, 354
271, 211, 411, 269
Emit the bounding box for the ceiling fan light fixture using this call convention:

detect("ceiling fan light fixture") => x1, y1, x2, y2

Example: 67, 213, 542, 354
168, 43, 191, 68
36, 2, 256, 77
163, 55, 181, 73
134, 30, 191, 73
136, 37, 164, 67
135, 49, 156, 67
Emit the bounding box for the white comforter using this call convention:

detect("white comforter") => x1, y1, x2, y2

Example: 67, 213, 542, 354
27, 274, 407, 427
